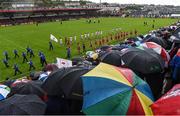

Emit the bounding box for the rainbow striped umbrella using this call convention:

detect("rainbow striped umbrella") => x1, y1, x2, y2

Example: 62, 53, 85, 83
81, 63, 154, 115
0, 85, 10, 101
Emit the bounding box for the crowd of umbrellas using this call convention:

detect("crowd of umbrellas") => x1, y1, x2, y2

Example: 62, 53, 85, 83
0, 21, 180, 115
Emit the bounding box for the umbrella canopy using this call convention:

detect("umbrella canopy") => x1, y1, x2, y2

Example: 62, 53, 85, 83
42, 66, 92, 100
143, 36, 167, 48
121, 47, 164, 74
99, 45, 112, 51
127, 37, 142, 42
172, 27, 180, 40
99, 50, 122, 67
0, 85, 10, 101
141, 42, 170, 67
8, 81, 46, 99
29, 71, 43, 80
38, 73, 49, 82
127, 37, 139, 42
177, 49, 180, 56
81, 63, 154, 115
44, 64, 59, 72
0, 94, 46, 115
170, 48, 180, 81
111, 44, 130, 51
11, 79, 30, 87
86, 51, 95, 57
151, 84, 180, 115
72, 57, 85, 65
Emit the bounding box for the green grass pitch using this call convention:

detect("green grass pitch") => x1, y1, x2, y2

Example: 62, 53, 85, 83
0, 17, 178, 81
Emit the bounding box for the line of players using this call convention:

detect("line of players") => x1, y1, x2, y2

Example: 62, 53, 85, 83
2, 46, 47, 75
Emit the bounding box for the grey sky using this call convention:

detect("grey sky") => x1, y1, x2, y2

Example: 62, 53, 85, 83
89, 0, 180, 6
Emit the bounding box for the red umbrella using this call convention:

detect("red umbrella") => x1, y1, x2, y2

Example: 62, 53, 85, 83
177, 49, 180, 57
151, 84, 180, 115
141, 42, 170, 67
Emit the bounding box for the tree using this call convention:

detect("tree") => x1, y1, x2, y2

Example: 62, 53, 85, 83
79, 0, 86, 6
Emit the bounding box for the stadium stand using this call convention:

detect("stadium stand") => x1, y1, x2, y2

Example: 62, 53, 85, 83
0, 0, 101, 26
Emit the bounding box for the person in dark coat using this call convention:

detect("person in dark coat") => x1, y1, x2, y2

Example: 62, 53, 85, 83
2, 59, 9, 68
145, 73, 164, 100
13, 64, 22, 75
135, 72, 164, 100
13, 49, 19, 58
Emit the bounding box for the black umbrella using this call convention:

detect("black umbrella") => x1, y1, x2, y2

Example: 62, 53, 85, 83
121, 47, 164, 74
31, 80, 43, 87
42, 66, 91, 100
0, 94, 46, 115
143, 34, 152, 40
29, 71, 43, 80
98, 45, 112, 51
111, 45, 129, 51
172, 27, 180, 39
170, 27, 180, 42
138, 34, 144, 39
72, 57, 85, 65
8, 81, 46, 99
127, 37, 139, 42
99, 50, 122, 67
143, 36, 167, 48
